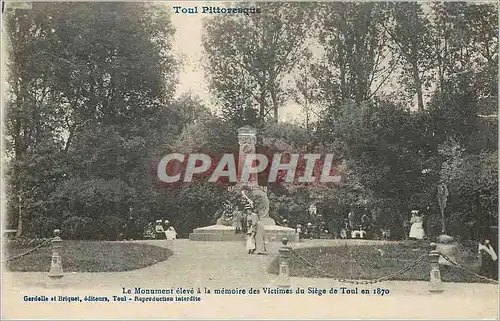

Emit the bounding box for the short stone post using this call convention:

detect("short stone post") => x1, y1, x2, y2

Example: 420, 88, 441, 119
278, 237, 291, 288
48, 229, 64, 279
428, 242, 443, 293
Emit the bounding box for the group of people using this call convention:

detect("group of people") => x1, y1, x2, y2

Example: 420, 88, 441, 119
230, 201, 498, 280
244, 204, 266, 254
294, 222, 327, 240
153, 219, 177, 240
341, 209, 424, 240
226, 203, 267, 255
339, 212, 373, 239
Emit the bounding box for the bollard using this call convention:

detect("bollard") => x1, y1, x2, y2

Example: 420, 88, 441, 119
277, 237, 291, 288
48, 229, 64, 279
428, 242, 444, 293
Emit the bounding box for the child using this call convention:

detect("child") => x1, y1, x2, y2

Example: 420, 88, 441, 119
296, 224, 302, 240
245, 204, 256, 254
246, 230, 256, 254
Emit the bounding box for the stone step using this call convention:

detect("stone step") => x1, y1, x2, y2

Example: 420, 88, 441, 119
189, 224, 299, 242
188, 232, 246, 242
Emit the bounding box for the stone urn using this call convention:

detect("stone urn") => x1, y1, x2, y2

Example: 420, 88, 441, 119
436, 234, 459, 266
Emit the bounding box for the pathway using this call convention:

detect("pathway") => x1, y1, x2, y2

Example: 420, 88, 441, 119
2, 239, 499, 319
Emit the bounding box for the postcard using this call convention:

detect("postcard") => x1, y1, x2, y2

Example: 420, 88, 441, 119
2, 1, 499, 319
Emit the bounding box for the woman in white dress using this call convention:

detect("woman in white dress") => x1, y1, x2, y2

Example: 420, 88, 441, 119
165, 226, 177, 240
409, 210, 425, 240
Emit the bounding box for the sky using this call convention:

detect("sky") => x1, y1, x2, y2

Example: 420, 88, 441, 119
168, 2, 211, 102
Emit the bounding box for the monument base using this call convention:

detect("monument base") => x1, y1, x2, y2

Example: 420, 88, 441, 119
189, 224, 298, 242
260, 217, 276, 226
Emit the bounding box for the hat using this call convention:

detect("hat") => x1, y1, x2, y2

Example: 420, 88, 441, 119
164, 220, 170, 224
411, 210, 419, 214
155, 220, 162, 223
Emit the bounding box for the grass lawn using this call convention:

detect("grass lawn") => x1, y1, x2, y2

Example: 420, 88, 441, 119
268, 241, 494, 283
5, 241, 173, 272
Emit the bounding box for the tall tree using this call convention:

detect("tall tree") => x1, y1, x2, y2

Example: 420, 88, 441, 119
332, 99, 426, 235
4, 3, 179, 238
288, 50, 323, 131
203, 2, 316, 124
386, 2, 434, 112
316, 2, 393, 107
431, 3, 498, 98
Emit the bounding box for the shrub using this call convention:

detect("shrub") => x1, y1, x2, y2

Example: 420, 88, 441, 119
61, 216, 94, 240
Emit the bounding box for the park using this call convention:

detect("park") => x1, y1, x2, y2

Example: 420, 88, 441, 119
2, 1, 499, 319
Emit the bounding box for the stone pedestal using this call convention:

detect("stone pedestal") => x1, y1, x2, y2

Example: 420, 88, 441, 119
189, 224, 299, 242
260, 217, 275, 226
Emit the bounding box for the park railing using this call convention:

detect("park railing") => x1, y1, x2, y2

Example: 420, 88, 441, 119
4, 229, 65, 285
3, 238, 52, 263
439, 252, 499, 284
277, 238, 499, 291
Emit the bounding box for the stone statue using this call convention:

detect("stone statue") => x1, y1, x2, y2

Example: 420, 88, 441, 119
241, 186, 270, 219
189, 125, 297, 241
437, 183, 449, 234
215, 201, 234, 226
216, 125, 273, 228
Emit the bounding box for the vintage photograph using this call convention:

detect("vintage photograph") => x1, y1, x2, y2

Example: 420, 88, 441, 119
1, 1, 498, 319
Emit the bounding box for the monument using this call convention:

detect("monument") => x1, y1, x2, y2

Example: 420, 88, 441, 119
189, 125, 299, 242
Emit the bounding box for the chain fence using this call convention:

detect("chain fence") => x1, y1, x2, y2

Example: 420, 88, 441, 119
3, 238, 52, 264
440, 253, 499, 284
288, 245, 427, 285
3, 236, 499, 287
286, 245, 498, 285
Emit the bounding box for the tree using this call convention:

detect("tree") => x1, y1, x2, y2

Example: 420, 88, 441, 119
203, 2, 316, 124
288, 50, 324, 131
386, 2, 435, 112
316, 3, 393, 108
438, 140, 498, 238
331, 100, 426, 234
4, 3, 179, 238
314, 2, 399, 148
